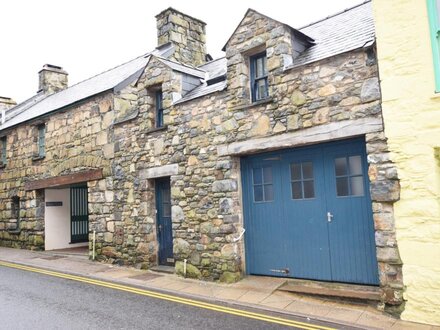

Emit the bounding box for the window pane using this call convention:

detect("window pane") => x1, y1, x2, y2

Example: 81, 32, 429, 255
264, 184, 274, 201
336, 177, 349, 196
303, 180, 315, 199
254, 185, 263, 202
163, 202, 171, 217
253, 168, 262, 185
292, 182, 303, 199
256, 57, 264, 77
350, 176, 364, 196
291, 163, 301, 180
302, 162, 314, 179
263, 166, 272, 184
335, 157, 347, 176
349, 156, 362, 175
257, 79, 267, 99
437, 0, 440, 25
262, 56, 267, 75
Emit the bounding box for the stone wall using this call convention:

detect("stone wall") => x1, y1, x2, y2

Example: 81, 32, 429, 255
89, 45, 404, 314
0, 6, 406, 318
0, 92, 115, 250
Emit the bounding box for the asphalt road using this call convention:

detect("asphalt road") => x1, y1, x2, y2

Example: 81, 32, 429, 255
0, 265, 341, 330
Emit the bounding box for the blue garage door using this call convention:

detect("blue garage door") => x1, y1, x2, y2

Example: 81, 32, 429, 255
241, 138, 379, 285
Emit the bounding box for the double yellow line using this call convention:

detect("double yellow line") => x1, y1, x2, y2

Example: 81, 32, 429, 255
0, 260, 335, 330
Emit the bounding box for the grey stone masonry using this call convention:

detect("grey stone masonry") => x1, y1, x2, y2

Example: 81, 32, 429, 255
38, 64, 68, 94
0, 4, 405, 318
156, 7, 207, 67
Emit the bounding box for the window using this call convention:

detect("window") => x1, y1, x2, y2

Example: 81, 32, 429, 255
37, 124, 46, 158
155, 90, 164, 128
252, 166, 274, 202
250, 52, 268, 102
334, 155, 364, 197
11, 196, 20, 231
0, 136, 6, 166
427, 0, 440, 91
290, 162, 315, 199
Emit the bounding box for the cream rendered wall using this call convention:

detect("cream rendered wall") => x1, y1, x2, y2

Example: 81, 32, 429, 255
373, 0, 440, 325
45, 188, 87, 250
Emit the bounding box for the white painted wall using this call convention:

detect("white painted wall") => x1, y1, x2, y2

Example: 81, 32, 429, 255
45, 188, 88, 250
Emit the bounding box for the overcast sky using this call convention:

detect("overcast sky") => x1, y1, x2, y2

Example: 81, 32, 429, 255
1, 0, 362, 103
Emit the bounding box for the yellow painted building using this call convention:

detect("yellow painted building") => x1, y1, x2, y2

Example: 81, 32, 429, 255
373, 0, 440, 325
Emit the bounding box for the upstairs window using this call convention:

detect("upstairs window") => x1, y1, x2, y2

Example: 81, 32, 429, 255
155, 90, 164, 128
37, 124, 46, 158
427, 0, 440, 92
0, 136, 6, 166
250, 52, 268, 102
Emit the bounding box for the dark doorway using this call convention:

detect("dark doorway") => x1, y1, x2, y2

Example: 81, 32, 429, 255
70, 185, 89, 243
155, 178, 173, 266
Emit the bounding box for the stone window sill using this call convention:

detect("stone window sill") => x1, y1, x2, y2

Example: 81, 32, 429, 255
146, 125, 168, 134
230, 97, 274, 111
32, 155, 45, 162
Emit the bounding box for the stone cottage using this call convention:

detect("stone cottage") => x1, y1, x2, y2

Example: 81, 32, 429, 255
0, 2, 405, 316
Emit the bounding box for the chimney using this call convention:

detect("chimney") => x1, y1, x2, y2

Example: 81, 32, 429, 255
156, 8, 207, 67
38, 64, 68, 94
0, 97, 16, 124
0, 96, 16, 112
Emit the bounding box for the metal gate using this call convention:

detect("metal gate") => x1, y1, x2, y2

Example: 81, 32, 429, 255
70, 186, 89, 243
241, 138, 379, 285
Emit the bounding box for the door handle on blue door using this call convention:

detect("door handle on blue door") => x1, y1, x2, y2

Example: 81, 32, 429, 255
327, 212, 333, 222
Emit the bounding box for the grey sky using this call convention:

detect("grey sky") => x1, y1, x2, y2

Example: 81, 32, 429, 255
1, 0, 361, 103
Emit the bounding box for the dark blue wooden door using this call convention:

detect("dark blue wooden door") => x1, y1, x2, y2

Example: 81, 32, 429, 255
242, 138, 379, 285
156, 178, 173, 266
70, 186, 89, 243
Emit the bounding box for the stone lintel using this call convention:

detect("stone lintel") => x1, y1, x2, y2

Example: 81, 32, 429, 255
25, 169, 103, 190
139, 164, 178, 179
217, 117, 383, 156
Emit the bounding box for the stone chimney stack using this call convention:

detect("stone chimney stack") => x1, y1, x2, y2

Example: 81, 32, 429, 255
156, 8, 207, 67
0, 97, 16, 124
0, 96, 16, 112
38, 64, 68, 94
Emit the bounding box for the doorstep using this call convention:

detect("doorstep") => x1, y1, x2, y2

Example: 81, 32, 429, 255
150, 265, 175, 274
278, 278, 381, 302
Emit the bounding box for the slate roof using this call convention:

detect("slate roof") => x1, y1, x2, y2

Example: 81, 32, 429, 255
156, 57, 206, 79
0, 44, 173, 131
1, 2, 375, 129
175, 57, 227, 104
290, 1, 374, 68
179, 1, 374, 103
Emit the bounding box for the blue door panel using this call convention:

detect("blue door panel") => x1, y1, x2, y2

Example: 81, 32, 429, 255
242, 158, 288, 277
281, 151, 331, 281
242, 138, 379, 285
323, 142, 379, 285
156, 178, 173, 266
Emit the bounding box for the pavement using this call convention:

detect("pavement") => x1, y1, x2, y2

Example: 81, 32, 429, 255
0, 247, 436, 330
